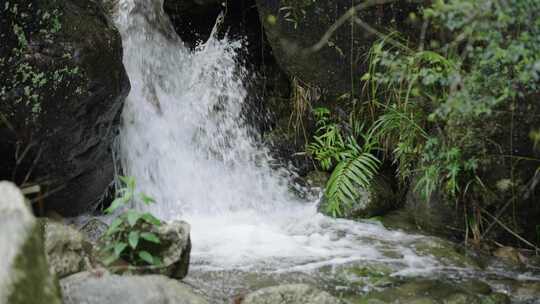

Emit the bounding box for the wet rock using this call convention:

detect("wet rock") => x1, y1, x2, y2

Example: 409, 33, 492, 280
0, 181, 61, 304
378, 210, 419, 233
305, 170, 330, 189
0, 0, 129, 216
80, 217, 108, 243
242, 284, 342, 304
354, 279, 509, 304
331, 263, 397, 293
61, 271, 208, 304
404, 180, 462, 238
492, 279, 540, 303
152, 220, 192, 279
413, 237, 481, 269
41, 219, 94, 278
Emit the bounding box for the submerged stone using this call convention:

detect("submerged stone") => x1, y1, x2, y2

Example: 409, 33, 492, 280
413, 237, 481, 269
353, 279, 510, 304
242, 284, 342, 304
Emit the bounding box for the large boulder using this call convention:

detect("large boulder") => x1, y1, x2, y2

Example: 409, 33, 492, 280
242, 284, 342, 304
0, 181, 62, 304
0, 0, 130, 216
255, 0, 420, 98
61, 271, 208, 304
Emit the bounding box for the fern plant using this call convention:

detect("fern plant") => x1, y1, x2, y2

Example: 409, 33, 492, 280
307, 108, 381, 216
100, 176, 163, 268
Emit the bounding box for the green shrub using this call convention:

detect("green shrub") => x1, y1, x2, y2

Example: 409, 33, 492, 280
100, 176, 164, 267
360, 0, 540, 243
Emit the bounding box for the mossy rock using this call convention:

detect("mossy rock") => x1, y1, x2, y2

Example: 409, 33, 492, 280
378, 210, 420, 233
40, 218, 95, 278
305, 170, 331, 189
413, 237, 481, 269
351, 279, 509, 304
341, 263, 397, 291
0, 182, 62, 304
242, 284, 343, 304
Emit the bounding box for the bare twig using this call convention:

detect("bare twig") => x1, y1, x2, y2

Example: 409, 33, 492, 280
309, 0, 398, 53
481, 208, 540, 252
22, 145, 42, 185
30, 183, 66, 204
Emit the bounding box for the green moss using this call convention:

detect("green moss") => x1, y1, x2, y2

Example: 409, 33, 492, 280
350, 280, 509, 304
0, 0, 86, 125
7, 224, 61, 304
413, 238, 480, 269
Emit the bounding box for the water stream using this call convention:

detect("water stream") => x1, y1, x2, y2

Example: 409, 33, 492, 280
112, 0, 540, 302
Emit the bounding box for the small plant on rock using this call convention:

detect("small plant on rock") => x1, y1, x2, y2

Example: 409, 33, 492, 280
100, 176, 163, 268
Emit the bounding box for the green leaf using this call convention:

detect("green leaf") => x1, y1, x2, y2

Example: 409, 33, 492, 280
126, 210, 142, 227
141, 213, 161, 226
101, 243, 114, 253
103, 254, 118, 266
128, 231, 140, 249
114, 242, 128, 257
138, 251, 154, 265
140, 232, 160, 244
140, 193, 156, 205
151, 256, 162, 266
106, 218, 123, 236
105, 198, 126, 214
324, 150, 380, 217
119, 175, 134, 186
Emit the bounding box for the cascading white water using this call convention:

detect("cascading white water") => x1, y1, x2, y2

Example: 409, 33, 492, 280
113, 0, 440, 272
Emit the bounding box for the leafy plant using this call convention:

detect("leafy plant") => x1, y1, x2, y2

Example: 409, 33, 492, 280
308, 108, 380, 216
100, 176, 163, 267
359, 0, 540, 246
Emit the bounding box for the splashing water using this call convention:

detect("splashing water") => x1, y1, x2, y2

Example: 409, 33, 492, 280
112, 0, 454, 274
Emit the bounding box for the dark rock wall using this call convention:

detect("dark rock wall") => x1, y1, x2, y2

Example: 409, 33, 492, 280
0, 0, 129, 215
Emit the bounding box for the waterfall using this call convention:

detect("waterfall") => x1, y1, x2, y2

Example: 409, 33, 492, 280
113, 0, 436, 272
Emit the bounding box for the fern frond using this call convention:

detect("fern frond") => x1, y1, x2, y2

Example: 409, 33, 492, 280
324, 152, 381, 216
